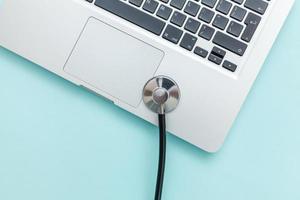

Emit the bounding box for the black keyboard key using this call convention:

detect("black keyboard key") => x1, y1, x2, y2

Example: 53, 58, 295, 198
156, 5, 173, 20
241, 12, 261, 42
86, 0, 93, 3
143, 0, 159, 13
201, 0, 217, 8
212, 46, 226, 58
170, 11, 187, 27
163, 24, 183, 44
213, 31, 247, 56
184, 18, 201, 33
180, 33, 198, 51
230, 6, 247, 21
227, 21, 243, 37
170, 0, 186, 10
129, 0, 144, 7
244, 0, 268, 15
223, 60, 237, 72
184, 1, 201, 16
198, 7, 215, 23
216, 0, 232, 15
212, 14, 229, 30
95, 0, 165, 35
194, 46, 209, 58
208, 54, 223, 65
231, 0, 244, 4
209, 46, 226, 65
198, 24, 215, 40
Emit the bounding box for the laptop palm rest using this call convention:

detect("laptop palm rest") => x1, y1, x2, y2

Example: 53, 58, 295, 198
64, 17, 164, 107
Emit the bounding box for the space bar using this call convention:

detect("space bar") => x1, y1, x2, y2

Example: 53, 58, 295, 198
94, 0, 166, 35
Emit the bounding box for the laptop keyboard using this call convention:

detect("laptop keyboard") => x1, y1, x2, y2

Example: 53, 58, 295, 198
87, 0, 270, 73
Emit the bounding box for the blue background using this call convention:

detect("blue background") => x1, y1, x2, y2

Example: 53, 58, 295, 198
0, 2, 299, 200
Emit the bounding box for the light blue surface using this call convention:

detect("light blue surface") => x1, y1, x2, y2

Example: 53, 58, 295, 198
0, 2, 300, 200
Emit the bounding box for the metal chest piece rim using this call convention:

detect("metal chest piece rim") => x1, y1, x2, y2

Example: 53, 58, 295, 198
143, 76, 181, 115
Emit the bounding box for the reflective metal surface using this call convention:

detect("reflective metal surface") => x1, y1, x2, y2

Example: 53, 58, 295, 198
143, 76, 180, 114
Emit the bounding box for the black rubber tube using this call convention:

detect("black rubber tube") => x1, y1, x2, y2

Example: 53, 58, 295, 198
155, 114, 166, 200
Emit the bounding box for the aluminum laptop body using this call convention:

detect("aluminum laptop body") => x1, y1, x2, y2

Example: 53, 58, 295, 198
0, 0, 294, 152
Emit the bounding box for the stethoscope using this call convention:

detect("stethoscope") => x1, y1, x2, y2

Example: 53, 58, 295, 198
143, 76, 180, 200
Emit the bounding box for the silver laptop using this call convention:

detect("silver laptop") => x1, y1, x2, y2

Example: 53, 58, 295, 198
0, 0, 294, 152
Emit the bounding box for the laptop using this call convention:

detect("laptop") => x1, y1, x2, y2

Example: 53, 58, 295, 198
0, 0, 294, 152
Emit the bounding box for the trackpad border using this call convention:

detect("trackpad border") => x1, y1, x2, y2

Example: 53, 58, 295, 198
64, 17, 164, 107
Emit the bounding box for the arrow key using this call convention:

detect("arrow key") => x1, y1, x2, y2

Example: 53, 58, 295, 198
223, 60, 237, 72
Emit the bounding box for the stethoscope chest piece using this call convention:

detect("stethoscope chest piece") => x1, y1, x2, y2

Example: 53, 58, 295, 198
143, 76, 180, 115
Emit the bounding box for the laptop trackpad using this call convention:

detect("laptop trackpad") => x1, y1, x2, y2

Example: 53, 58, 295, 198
64, 18, 164, 107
